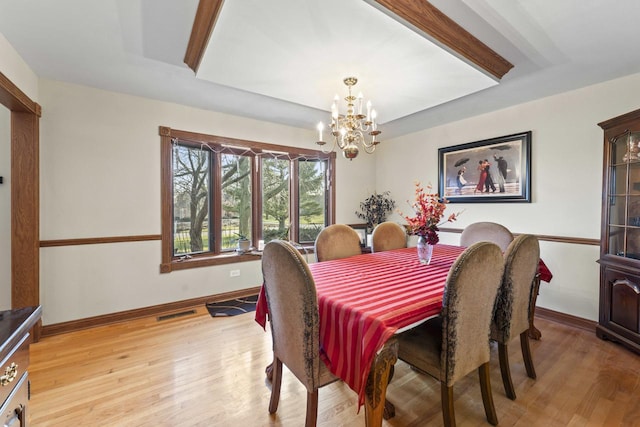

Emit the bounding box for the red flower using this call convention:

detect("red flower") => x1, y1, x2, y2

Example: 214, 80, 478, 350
400, 182, 461, 245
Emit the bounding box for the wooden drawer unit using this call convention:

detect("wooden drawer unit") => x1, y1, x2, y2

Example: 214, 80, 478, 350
0, 334, 30, 409
0, 307, 42, 427
1, 372, 28, 427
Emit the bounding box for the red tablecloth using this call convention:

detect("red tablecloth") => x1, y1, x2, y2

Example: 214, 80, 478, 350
255, 245, 466, 407
538, 259, 553, 283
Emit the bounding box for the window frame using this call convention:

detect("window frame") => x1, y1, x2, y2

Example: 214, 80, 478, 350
159, 126, 336, 273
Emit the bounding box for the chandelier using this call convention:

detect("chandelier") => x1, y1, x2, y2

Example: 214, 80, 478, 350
316, 77, 381, 160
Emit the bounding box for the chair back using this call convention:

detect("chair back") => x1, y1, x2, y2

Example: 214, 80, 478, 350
262, 240, 321, 392
314, 224, 362, 262
492, 234, 540, 343
440, 241, 504, 386
371, 221, 407, 253
460, 222, 513, 252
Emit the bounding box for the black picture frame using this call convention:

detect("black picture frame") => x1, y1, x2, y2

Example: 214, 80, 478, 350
438, 131, 532, 203
348, 223, 368, 247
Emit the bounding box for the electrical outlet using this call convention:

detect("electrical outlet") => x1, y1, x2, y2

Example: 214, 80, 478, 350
230, 270, 240, 277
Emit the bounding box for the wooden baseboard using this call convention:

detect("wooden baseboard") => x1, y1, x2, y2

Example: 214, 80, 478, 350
42, 289, 597, 338
41, 287, 261, 337
535, 306, 597, 333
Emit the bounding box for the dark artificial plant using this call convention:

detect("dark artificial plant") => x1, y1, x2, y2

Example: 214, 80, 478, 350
355, 191, 396, 233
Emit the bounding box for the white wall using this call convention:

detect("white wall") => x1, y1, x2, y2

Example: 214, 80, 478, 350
0, 106, 9, 310
38, 79, 374, 325
0, 33, 38, 102
6, 34, 639, 324
376, 72, 640, 321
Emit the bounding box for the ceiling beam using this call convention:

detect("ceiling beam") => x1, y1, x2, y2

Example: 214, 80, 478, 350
184, 0, 225, 73
184, 0, 513, 80
372, 0, 513, 80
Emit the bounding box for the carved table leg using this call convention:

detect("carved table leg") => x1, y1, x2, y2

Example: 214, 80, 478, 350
528, 275, 542, 340
383, 365, 395, 420
364, 338, 398, 427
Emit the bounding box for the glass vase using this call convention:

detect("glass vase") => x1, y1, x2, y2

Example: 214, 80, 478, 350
417, 236, 434, 265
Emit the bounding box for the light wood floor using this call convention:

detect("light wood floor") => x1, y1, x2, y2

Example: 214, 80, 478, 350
29, 308, 640, 426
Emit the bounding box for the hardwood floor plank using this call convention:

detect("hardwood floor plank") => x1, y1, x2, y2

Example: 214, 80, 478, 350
29, 309, 640, 426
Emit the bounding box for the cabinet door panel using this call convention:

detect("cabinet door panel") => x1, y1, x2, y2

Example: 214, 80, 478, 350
628, 228, 640, 259
610, 277, 640, 333
630, 163, 640, 195
608, 196, 626, 226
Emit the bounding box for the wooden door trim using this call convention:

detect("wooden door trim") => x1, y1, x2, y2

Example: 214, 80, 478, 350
0, 71, 41, 339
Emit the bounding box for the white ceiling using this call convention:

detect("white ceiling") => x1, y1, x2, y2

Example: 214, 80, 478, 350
197, 0, 498, 124
1, 0, 640, 139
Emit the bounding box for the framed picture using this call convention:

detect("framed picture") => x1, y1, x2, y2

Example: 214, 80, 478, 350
348, 223, 368, 247
438, 131, 532, 203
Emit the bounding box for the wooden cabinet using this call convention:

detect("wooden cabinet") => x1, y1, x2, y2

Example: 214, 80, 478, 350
0, 306, 42, 426
597, 109, 640, 354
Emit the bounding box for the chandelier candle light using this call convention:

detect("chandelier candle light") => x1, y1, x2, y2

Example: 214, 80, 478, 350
316, 77, 381, 160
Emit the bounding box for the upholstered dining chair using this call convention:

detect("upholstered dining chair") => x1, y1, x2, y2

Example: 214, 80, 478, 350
371, 221, 407, 253
262, 240, 339, 427
491, 234, 540, 400
395, 241, 505, 427
314, 224, 362, 262
460, 221, 514, 252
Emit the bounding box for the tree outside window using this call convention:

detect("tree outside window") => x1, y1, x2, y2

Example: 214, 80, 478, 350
173, 145, 209, 255
221, 153, 252, 250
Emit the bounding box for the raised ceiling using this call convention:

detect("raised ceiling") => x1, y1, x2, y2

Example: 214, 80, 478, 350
195, 0, 507, 124
1, 0, 640, 139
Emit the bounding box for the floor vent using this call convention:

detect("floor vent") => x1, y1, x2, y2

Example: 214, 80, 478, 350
157, 309, 196, 322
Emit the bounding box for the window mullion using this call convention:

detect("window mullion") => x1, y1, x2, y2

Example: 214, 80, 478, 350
253, 155, 262, 247
291, 159, 299, 243
212, 149, 222, 254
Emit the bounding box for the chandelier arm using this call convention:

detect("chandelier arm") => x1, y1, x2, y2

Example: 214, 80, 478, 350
363, 143, 377, 154
361, 137, 375, 148
355, 120, 370, 132
317, 137, 338, 155
353, 129, 364, 144
337, 132, 348, 149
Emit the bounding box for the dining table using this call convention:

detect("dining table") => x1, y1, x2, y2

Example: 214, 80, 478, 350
254, 244, 552, 427
255, 244, 466, 426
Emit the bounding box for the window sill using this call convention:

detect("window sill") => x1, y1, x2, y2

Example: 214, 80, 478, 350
160, 251, 262, 273
159, 244, 315, 273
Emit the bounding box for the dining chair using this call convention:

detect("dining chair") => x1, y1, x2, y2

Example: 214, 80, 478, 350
460, 221, 514, 251
371, 221, 407, 253
262, 240, 339, 427
396, 241, 505, 427
314, 224, 362, 262
491, 234, 540, 400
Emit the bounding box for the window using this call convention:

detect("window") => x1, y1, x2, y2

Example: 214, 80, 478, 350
160, 127, 335, 272
298, 159, 328, 242
173, 144, 210, 255
221, 151, 254, 251
261, 156, 290, 242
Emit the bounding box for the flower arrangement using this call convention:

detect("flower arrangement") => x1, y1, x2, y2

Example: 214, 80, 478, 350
355, 191, 396, 233
400, 181, 461, 245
